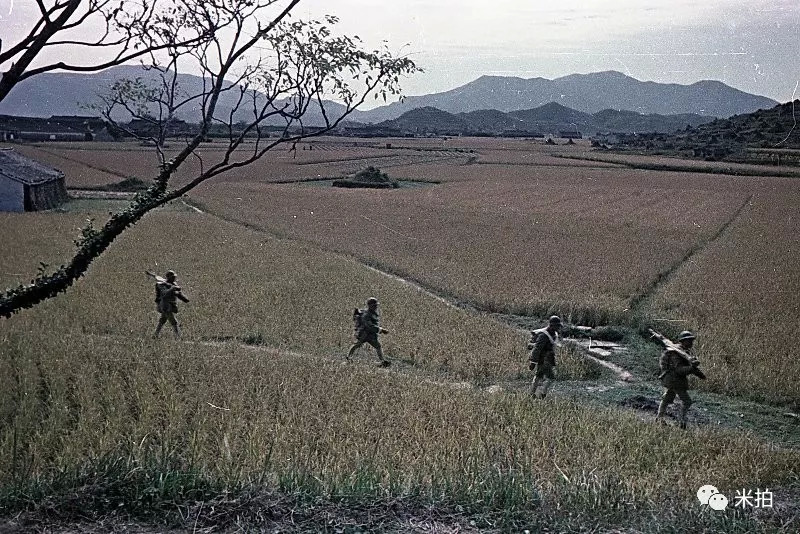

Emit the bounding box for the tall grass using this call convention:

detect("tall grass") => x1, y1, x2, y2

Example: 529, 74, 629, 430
0, 210, 527, 383
1, 333, 797, 530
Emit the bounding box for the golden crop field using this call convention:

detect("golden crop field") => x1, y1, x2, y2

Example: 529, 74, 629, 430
2, 205, 799, 531
193, 164, 748, 323
161, 137, 796, 407
0, 208, 527, 381
7, 138, 799, 406
3, 137, 800, 530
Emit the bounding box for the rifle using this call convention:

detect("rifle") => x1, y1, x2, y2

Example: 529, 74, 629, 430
146, 271, 189, 303
648, 328, 706, 380
145, 270, 167, 284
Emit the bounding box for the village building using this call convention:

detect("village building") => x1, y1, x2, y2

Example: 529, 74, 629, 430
0, 114, 97, 141
559, 130, 583, 139
0, 148, 69, 212
501, 129, 544, 138
48, 115, 106, 131
592, 132, 625, 145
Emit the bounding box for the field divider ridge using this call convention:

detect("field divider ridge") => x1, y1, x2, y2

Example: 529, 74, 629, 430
628, 193, 754, 314
550, 153, 800, 178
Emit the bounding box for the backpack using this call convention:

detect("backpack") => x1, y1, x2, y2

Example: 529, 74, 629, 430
353, 307, 365, 333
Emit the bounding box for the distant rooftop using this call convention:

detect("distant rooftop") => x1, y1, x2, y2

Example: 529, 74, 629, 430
0, 148, 64, 185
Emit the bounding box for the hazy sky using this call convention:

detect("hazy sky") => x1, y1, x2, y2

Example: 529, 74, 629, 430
297, 0, 799, 103
2, 0, 798, 104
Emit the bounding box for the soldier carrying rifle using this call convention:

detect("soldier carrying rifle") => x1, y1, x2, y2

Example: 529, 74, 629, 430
528, 315, 563, 399
650, 329, 705, 429
148, 270, 190, 339
347, 297, 391, 367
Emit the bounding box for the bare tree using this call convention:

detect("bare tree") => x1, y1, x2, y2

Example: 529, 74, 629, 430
0, 0, 418, 318
0, 0, 219, 102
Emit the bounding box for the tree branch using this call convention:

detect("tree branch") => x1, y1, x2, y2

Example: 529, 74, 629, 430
0, 2, 419, 319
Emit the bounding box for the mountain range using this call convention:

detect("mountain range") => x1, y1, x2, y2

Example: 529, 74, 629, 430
370, 103, 716, 136
352, 71, 778, 122
0, 67, 778, 126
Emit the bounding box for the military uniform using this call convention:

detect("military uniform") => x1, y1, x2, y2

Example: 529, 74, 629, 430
154, 271, 189, 339
347, 298, 389, 366
656, 331, 699, 428
529, 316, 562, 398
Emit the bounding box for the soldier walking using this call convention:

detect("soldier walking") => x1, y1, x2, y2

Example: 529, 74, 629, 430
347, 297, 390, 367
152, 270, 189, 339
528, 315, 562, 399
655, 330, 705, 429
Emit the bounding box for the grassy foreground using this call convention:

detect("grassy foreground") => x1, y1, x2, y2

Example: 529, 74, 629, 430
2, 334, 799, 532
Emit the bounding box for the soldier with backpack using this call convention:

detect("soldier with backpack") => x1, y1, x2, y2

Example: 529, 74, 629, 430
149, 270, 189, 339
347, 297, 390, 367
528, 315, 563, 399
653, 330, 705, 429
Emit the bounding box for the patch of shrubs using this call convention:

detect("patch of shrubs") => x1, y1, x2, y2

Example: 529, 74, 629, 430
332, 166, 399, 189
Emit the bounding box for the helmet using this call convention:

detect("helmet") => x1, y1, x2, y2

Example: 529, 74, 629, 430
677, 330, 696, 342
165, 270, 176, 280
367, 297, 379, 307
548, 315, 562, 326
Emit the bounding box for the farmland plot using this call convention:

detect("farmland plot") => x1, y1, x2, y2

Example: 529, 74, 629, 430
1, 143, 132, 188
193, 165, 749, 324
166, 144, 472, 187
14, 140, 472, 189
2, 205, 799, 532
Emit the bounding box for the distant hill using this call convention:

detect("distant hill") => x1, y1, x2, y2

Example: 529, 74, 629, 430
455, 109, 520, 133
510, 102, 594, 125
508, 103, 595, 134
386, 107, 470, 134
593, 109, 713, 134
615, 100, 800, 160
0, 65, 348, 126
352, 71, 778, 122
376, 102, 715, 136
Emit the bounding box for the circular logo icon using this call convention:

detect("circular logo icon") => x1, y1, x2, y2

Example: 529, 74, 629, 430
708, 493, 729, 511
697, 485, 719, 505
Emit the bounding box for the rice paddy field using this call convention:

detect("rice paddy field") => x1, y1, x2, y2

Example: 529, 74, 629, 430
2, 137, 799, 532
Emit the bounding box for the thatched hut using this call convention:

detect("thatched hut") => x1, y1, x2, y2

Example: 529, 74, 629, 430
0, 148, 68, 211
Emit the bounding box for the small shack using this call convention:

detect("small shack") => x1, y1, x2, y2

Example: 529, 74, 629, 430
0, 148, 68, 211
